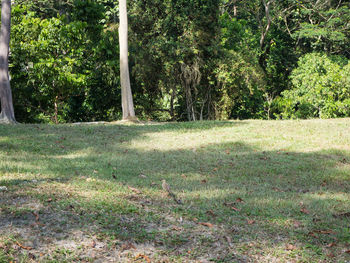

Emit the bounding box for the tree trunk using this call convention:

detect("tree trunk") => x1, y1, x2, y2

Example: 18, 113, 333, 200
119, 0, 136, 121
0, 0, 16, 124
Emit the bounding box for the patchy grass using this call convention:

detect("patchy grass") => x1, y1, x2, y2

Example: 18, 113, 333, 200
0, 119, 350, 262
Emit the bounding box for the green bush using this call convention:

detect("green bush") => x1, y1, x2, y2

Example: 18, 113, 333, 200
276, 53, 350, 119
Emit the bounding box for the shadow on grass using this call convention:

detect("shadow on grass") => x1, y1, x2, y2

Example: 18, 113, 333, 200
0, 122, 350, 261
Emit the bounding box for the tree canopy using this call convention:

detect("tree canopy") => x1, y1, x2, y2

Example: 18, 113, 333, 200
2, 0, 350, 123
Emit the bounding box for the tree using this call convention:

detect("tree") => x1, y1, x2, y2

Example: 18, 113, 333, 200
119, 0, 136, 120
0, 0, 16, 123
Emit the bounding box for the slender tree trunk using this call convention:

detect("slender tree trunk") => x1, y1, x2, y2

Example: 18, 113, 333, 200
0, 0, 16, 124
119, 0, 136, 120
170, 87, 175, 120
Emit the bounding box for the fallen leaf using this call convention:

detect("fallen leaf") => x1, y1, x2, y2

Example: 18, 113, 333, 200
135, 254, 151, 263
121, 242, 136, 251
128, 186, 142, 194
247, 219, 255, 225
236, 197, 244, 203
16, 241, 33, 250
201, 179, 207, 184
198, 222, 213, 228
225, 150, 230, 154
46, 198, 52, 203
181, 174, 186, 178
300, 208, 310, 214
139, 174, 147, 178
326, 242, 336, 248
231, 206, 241, 212
285, 244, 297, 251
32, 212, 39, 222
345, 249, 350, 254
213, 168, 218, 172
327, 252, 335, 258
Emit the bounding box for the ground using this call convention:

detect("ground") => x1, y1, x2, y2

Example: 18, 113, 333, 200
0, 119, 350, 262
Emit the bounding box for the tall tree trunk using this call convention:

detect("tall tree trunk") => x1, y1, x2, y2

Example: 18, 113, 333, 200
0, 0, 16, 124
119, 0, 136, 120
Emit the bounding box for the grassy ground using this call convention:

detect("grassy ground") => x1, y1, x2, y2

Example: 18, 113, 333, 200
0, 119, 350, 262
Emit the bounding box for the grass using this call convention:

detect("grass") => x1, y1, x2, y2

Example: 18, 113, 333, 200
0, 119, 350, 262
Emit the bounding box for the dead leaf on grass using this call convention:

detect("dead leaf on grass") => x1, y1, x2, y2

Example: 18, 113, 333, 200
236, 197, 244, 203
32, 212, 39, 222
135, 254, 151, 263
16, 241, 33, 250
128, 186, 142, 194
247, 219, 255, 225
300, 207, 310, 214
326, 242, 336, 248
223, 202, 241, 211
198, 222, 214, 228
121, 242, 136, 251
285, 244, 297, 251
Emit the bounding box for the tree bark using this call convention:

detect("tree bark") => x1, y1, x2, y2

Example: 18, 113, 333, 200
119, 0, 136, 120
0, 0, 16, 124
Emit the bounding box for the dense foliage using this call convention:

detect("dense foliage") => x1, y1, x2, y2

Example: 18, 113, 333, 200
277, 53, 350, 119
5, 0, 350, 122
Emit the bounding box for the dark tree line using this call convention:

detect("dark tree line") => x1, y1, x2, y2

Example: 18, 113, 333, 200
1, 0, 349, 123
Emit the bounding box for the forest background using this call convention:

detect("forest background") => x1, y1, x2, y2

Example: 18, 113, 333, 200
7, 0, 350, 123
